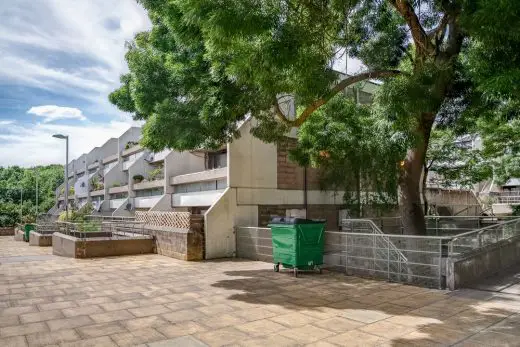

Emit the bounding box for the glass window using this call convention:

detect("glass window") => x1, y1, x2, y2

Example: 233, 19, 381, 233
208, 151, 227, 169
135, 188, 164, 197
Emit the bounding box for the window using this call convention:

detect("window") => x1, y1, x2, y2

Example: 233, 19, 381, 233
135, 188, 164, 197
109, 192, 128, 199
207, 151, 227, 169
174, 179, 227, 193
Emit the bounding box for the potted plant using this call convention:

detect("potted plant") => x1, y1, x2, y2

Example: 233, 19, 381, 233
148, 167, 163, 181
133, 174, 144, 183
111, 181, 121, 188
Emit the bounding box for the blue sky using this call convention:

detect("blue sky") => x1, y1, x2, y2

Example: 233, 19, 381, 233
0, 0, 151, 167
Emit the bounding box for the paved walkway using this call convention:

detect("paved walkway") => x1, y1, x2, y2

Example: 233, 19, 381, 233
1, 237, 520, 347
468, 264, 520, 295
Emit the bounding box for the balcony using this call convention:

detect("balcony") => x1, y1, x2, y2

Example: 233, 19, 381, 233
109, 198, 127, 209
134, 179, 165, 190
172, 190, 224, 207
170, 167, 227, 186
108, 185, 128, 194
496, 191, 520, 204
134, 196, 161, 209
121, 144, 142, 157
90, 189, 105, 197
102, 154, 118, 165
87, 162, 100, 170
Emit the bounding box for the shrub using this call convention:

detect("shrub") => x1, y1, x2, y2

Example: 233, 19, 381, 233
133, 174, 144, 182
148, 167, 163, 181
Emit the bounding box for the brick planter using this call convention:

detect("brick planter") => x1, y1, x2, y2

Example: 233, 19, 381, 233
0, 227, 14, 236
52, 232, 154, 258
29, 232, 53, 247
142, 214, 205, 261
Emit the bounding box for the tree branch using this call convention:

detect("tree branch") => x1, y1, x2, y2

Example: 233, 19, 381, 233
292, 69, 403, 127
273, 100, 292, 125
388, 0, 434, 56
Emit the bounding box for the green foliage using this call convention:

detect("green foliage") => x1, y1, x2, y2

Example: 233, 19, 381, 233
0, 165, 63, 226
148, 167, 163, 181
132, 175, 144, 182
58, 203, 94, 223
125, 141, 139, 150
111, 0, 520, 232
111, 182, 121, 188
291, 96, 407, 216
89, 176, 104, 191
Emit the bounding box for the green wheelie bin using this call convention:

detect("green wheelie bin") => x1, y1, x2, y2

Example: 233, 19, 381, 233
268, 217, 326, 277
24, 224, 36, 242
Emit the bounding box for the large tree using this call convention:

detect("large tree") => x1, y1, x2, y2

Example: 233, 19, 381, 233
111, 0, 520, 234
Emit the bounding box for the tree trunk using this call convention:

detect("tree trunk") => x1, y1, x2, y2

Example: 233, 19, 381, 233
399, 115, 435, 235
422, 163, 429, 216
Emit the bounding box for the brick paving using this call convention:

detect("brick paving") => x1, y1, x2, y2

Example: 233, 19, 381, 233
2, 236, 520, 346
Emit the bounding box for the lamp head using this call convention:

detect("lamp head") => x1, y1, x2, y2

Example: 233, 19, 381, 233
52, 134, 68, 139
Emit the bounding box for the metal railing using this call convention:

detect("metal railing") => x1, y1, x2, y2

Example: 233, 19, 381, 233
85, 215, 136, 222
55, 220, 146, 240
363, 215, 518, 236
448, 218, 520, 256
235, 225, 449, 288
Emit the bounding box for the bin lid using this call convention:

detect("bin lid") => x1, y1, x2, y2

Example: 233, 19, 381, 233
269, 216, 325, 225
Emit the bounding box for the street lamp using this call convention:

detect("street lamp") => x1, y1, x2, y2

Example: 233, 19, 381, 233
53, 134, 69, 221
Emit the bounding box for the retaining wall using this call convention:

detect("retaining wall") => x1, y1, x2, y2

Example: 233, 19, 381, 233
447, 235, 520, 290
0, 227, 14, 236
141, 214, 205, 261
52, 232, 154, 258
29, 232, 53, 247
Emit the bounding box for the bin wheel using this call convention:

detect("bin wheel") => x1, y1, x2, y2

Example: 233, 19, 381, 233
317, 267, 322, 274
274, 264, 280, 272
293, 268, 298, 278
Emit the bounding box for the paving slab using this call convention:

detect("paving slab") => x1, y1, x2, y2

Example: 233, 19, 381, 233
2, 236, 520, 347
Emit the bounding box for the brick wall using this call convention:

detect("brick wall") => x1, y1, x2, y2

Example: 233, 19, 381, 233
258, 205, 341, 231
277, 139, 321, 190
0, 227, 14, 236
141, 214, 205, 261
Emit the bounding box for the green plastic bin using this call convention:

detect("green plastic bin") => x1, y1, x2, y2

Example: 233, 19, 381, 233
268, 217, 326, 277
24, 224, 36, 242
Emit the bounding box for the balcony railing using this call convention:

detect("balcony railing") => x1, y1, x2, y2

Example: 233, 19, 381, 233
496, 192, 520, 204
170, 167, 227, 186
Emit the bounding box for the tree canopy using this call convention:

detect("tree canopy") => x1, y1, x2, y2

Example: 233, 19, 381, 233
0, 165, 63, 226
111, 0, 520, 234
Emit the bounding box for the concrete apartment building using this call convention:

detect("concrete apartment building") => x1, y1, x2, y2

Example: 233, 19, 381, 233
48, 79, 380, 259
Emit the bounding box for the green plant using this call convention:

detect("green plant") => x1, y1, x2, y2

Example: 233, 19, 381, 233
133, 174, 144, 182
68, 187, 75, 195
512, 205, 520, 216
89, 177, 104, 191
148, 167, 163, 181
111, 181, 121, 188
125, 141, 138, 150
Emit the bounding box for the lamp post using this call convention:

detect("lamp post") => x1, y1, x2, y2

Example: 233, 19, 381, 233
53, 134, 69, 221
20, 188, 23, 224
35, 168, 39, 217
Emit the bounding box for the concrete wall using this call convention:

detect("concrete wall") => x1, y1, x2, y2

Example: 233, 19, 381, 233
112, 198, 132, 217
99, 138, 118, 161
447, 235, 520, 290
228, 120, 277, 189
426, 188, 482, 216
164, 151, 206, 194
204, 187, 237, 259
117, 127, 141, 155
141, 215, 205, 260
52, 233, 154, 258
29, 232, 52, 247
104, 162, 126, 197
150, 194, 172, 211
127, 151, 151, 198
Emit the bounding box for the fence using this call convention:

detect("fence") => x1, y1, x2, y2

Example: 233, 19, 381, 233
448, 218, 520, 256
364, 215, 518, 236
135, 211, 191, 229
236, 221, 449, 288
55, 220, 146, 239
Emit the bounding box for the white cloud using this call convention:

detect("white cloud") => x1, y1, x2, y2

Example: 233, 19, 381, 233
27, 105, 87, 123
0, 121, 133, 167
0, 120, 15, 126
0, 0, 151, 113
